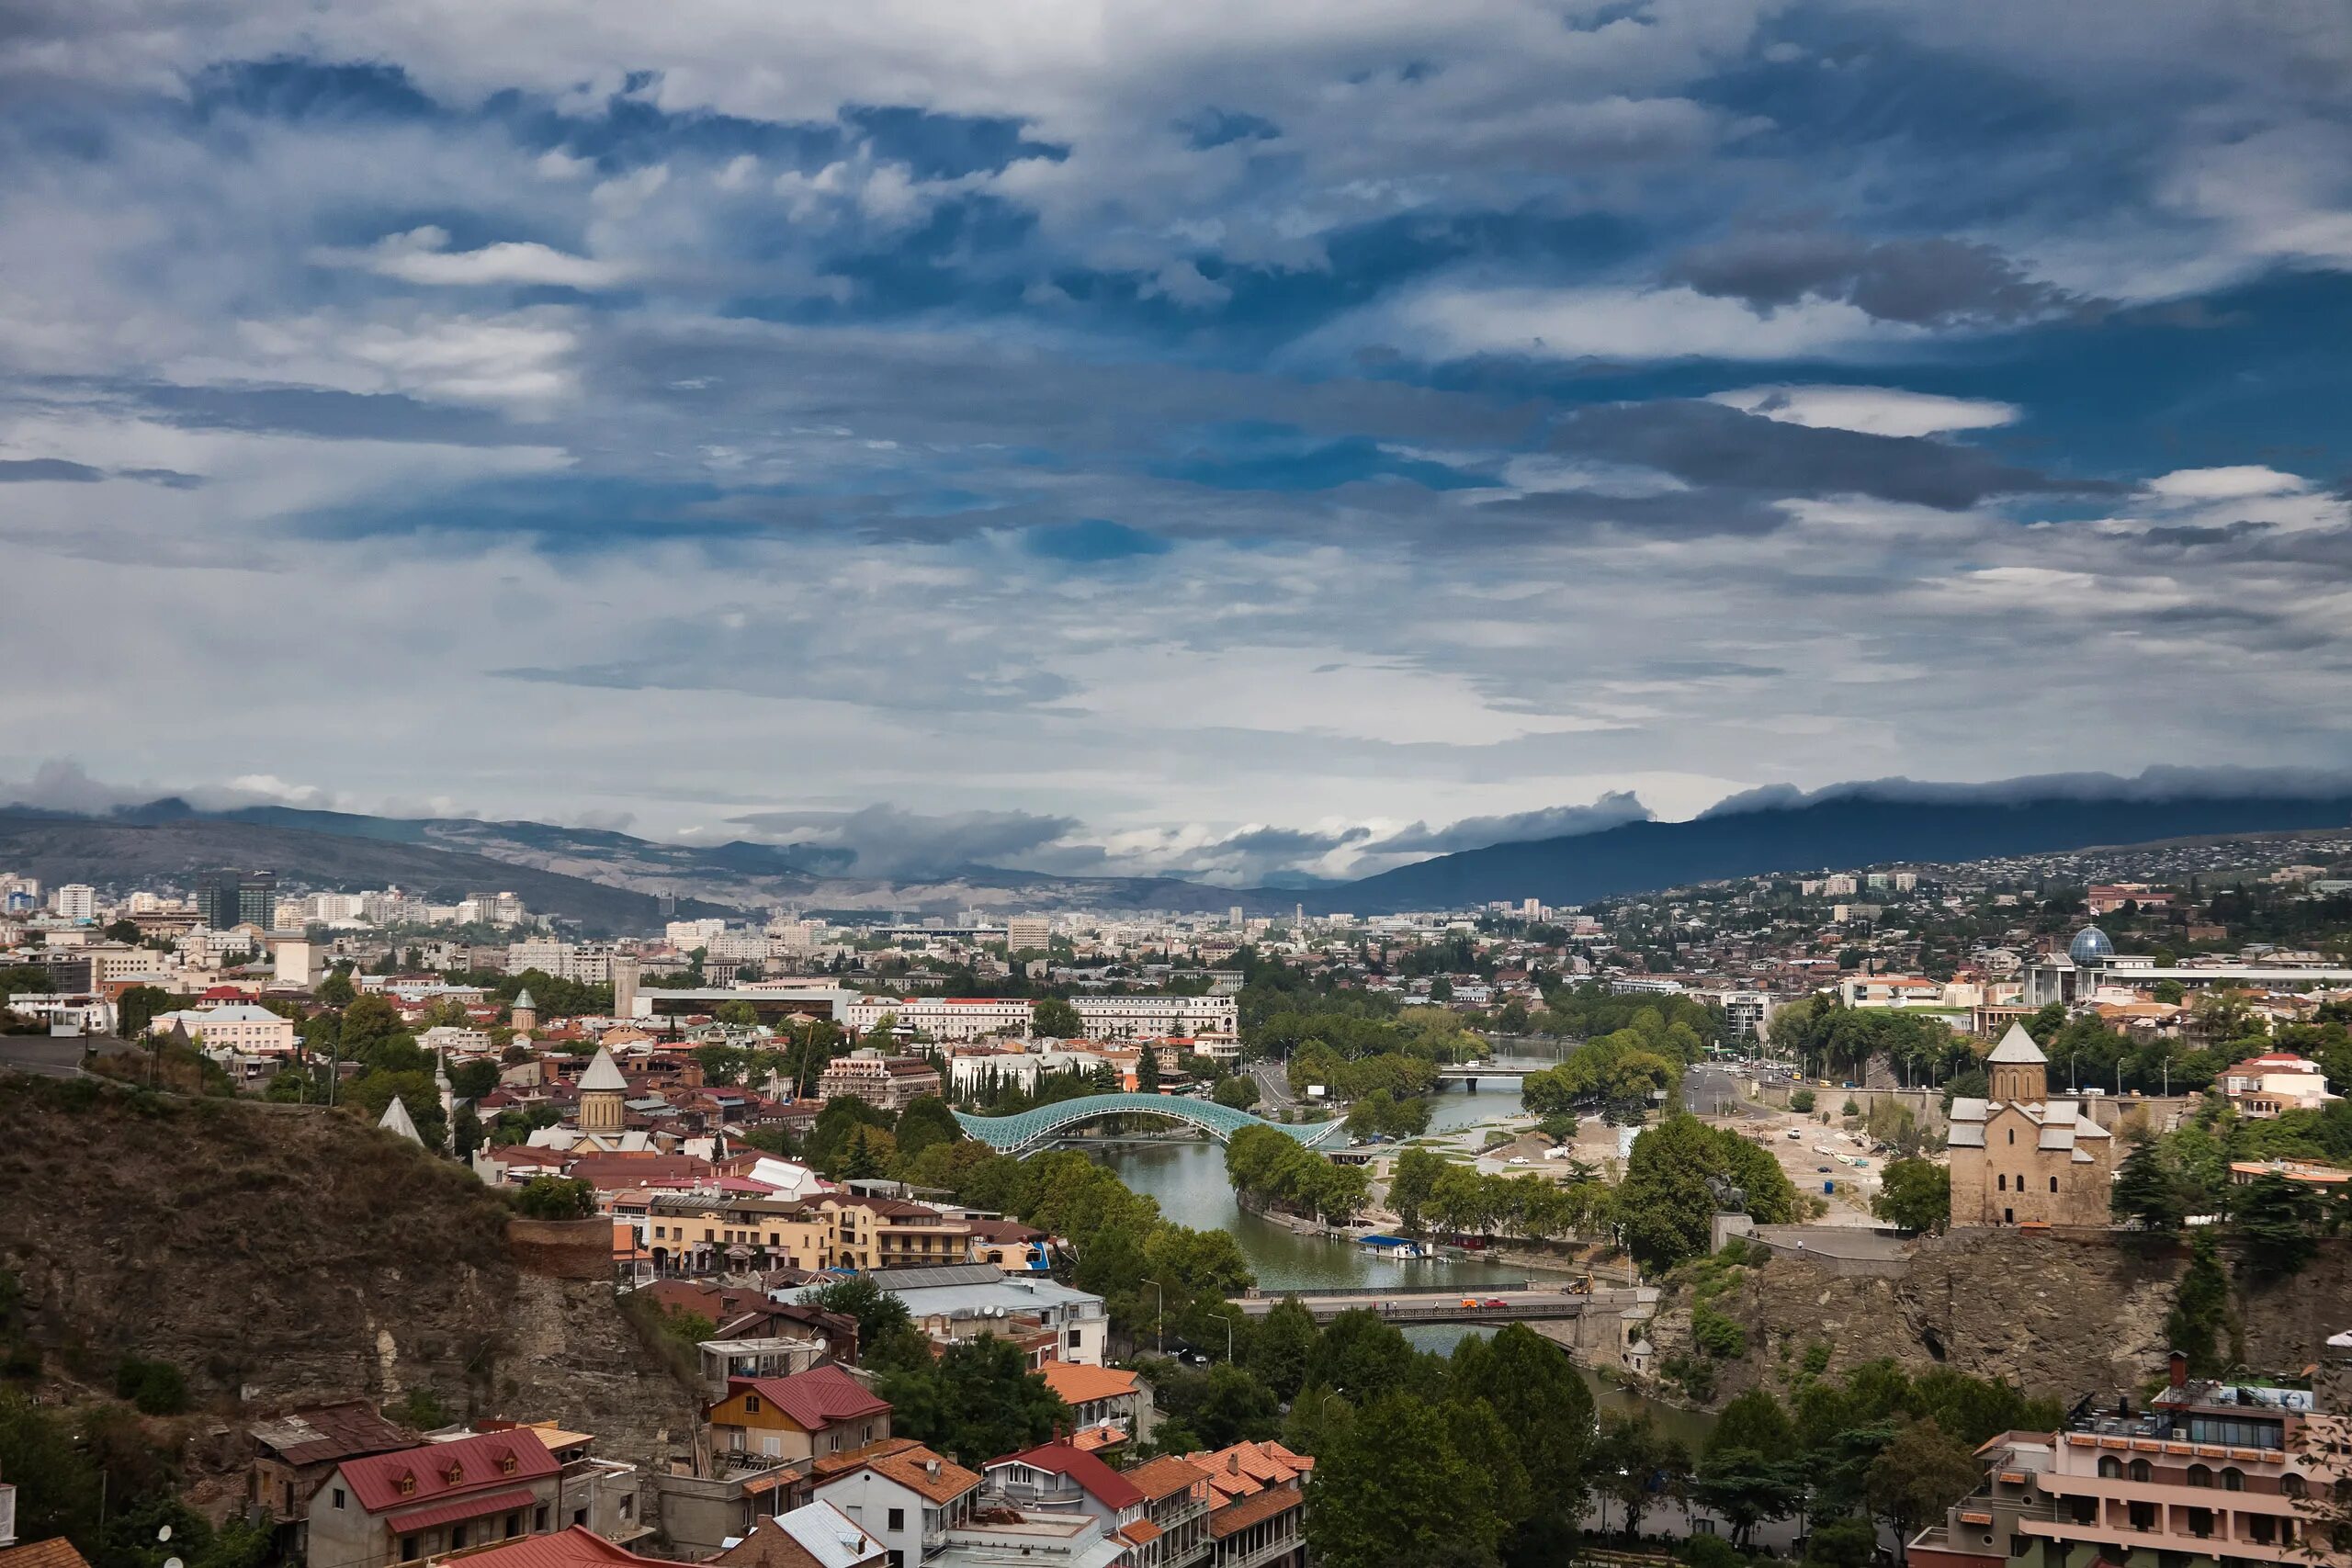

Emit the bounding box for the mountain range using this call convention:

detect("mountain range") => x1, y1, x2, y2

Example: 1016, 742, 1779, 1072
5, 777, 2349, 931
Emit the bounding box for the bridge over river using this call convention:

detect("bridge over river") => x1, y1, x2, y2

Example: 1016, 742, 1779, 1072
953, 1093, 1347, 1156
1227, 1281, 1594, 1326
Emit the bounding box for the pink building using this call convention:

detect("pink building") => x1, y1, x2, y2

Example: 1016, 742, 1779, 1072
1909, 1357, 2346, 1568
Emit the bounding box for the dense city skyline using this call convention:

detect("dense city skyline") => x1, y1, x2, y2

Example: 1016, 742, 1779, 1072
6, 3, 2352, 874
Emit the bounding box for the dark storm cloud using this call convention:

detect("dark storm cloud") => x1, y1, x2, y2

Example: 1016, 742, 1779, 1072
0, 457, 103, 481
1553, 400, 2120, 511
1666, 231, 2091, 327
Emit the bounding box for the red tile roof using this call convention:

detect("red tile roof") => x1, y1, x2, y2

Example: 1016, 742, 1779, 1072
0, 1541, 94, 1568
1121, 1455, 1210, 1503
335, 1431, 560, 1515
1208, 1483, 1301, 1540
727, 1366, 890, 1431
987, 1441, 1143, 1510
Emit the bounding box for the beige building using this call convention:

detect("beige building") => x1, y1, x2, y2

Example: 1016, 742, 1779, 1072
1948, 1024, 2118, 1228
815, 1049, 941, 1111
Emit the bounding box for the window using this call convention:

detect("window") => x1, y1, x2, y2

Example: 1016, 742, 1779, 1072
619, 1496, 633, 1521
2250, 1516, 2276, 1546
451, 1526, 469, 1551
572, 1511, 587, 1529
2128, 1501, 2155, 1531
333, 1488, 347, 1510
2128, 1459, 2152, 1484
535, 1506, 550, 1531
2004, 1207, 2015, 1224
2283, 1474, 2308, 1499
504, 1513, 521, 1538
2188, 1465, 2213, 1488
401, 1539, 417, 1562
888, 1508, 906, 1531
1068, 1328, 1082, 1348
2049, 1177, 2059, 1192
745, 1394, 761, 1413
1998, 1173, 2007, 1190
2222, 1468, 2245, 1491
2098, 1457, 2124, 1479
2007, 1129, 2016, 1145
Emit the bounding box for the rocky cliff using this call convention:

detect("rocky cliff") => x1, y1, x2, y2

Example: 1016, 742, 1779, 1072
0, 1078, 695, 1466
1688, 1228, 2352, 1401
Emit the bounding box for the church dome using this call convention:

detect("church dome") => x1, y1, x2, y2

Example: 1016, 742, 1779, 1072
2068, 925, 2115, 965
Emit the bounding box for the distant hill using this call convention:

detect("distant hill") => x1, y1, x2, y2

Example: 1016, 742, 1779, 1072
1328, 787, 2352, 912
0, 806, 1289, 924
0, 812, 741, 933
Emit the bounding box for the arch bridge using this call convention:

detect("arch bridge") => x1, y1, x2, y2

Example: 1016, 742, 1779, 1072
952, 1093, 1346, 1156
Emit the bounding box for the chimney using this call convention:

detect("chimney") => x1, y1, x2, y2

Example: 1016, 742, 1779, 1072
1227, 1453, 1239, 1474
927, 1459, 941, 1479
2168, 1349, 2189, 1389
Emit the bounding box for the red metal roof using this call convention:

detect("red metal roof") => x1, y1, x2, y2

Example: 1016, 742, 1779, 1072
424, 1526, 664, 1568
726, 1365, 890, 1431
387, 1487, 541, 1533
337, 1431, 560, 1516
987, 1441, 1144, 1510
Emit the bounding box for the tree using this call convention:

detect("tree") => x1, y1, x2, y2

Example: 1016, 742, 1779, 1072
1871, 1159, 1951, 1234
1032, 997, 1083, 1038
2165, 1232, 2232, 1377
1388, 1145, 1445, 1235
1697, 1389, 1804, 1548
2110, 1141, 2188, 1233
1451, 1324, 1595, 1539
807, 1275, 915, 1361
2231, 1173, 2320, 1281
1618, 1115, 1796, 1271
1866, 1418, 1984, 1556
1212, 1075, 1260, 1110
875, 1335, 1067, 1466
1305, 1393, 1505, 1568
894, 1095, 962, 1166
104, 918, 142, 943
1136, 1043, 1162, 1094
115, 986, 173, 1040
1594, 1410, 1690, 1539
1806, 1514, 1880, 1568
714, 1000, 760, 1031
1790, 1089, 1816, 1113
451, 1104, 484, 1162
514, 1177, 594, 1220
1247, 1295, 1318, 1401
315, 970, 357, 1007
448, 1058, 501, 1100
1305, 1309, 1419, 1398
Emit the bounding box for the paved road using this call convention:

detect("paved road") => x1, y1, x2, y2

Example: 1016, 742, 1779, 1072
0, 1037, 94, 1078
1685, 1064, 1765, 1118
1250, 1061, 1298, 1111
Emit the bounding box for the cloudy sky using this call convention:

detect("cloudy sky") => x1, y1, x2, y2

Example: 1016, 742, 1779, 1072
5, 1, 2352, 883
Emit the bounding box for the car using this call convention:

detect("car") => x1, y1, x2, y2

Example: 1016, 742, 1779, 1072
1785, 1129, 1803, 1140
1508, 1156, 1530, 1166
1461, 1297, 1481, 1308
1483, 1297, 1510, 1308
1815, 1165, 1832, 1172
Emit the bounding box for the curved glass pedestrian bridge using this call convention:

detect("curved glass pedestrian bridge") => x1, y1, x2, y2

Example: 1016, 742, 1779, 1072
952, 1093, 1346, 1156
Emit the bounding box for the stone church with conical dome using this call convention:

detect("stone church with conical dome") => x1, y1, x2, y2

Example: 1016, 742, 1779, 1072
1947, 1022, 2119, 1227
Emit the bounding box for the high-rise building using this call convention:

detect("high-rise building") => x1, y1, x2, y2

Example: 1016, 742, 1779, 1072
198, 870, 276, 931
1006, 915, 1052, 953
609, 953, 639, 1020
51, 884, 96, 921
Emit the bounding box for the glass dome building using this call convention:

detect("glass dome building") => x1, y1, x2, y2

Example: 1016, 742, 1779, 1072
2067, 925, 2116, 966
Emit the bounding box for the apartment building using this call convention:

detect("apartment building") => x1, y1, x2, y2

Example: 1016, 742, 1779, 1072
1908, 1360, 2345, 1568
841, 995, 1238, 1043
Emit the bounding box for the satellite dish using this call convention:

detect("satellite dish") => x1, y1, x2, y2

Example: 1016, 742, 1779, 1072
157, 1529, 174, 1544
165, 1556, 185, 1568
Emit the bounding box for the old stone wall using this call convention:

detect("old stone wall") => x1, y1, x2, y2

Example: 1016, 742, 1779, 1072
1705, 1228, 2352, 1401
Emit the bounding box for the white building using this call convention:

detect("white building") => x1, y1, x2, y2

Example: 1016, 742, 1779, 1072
151, 1003, 297, 1055
50, 885, 96, 921
2221, 1053, 2340, 1118
842, 994, 1237, 1043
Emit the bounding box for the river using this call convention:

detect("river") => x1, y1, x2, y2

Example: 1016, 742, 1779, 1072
1092, 1074, 1714, 1448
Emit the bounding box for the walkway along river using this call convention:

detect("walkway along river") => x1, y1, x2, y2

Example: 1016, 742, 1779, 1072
1090, 1076, 1714, 1450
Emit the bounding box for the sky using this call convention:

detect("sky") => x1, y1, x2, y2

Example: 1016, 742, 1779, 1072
5, 1, 2352, 886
